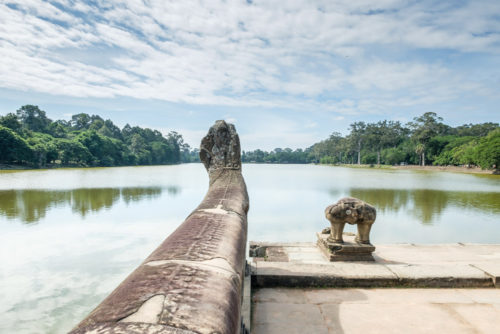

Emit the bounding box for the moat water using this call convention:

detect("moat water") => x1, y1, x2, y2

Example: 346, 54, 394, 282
1, 164, 499, 333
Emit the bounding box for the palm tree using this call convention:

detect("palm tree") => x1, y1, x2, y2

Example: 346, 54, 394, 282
415, 143, 425, 166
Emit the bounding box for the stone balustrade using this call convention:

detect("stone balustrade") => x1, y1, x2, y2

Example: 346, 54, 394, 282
70, 120, 249, 334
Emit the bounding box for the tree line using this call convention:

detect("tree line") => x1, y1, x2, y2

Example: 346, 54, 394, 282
0, 105, 200, 168
242, 112, 499, 170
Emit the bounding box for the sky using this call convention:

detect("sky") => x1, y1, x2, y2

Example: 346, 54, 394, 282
0, 0, 499, 151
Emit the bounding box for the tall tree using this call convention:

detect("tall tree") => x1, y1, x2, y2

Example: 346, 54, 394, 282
0, 125, 32, 163
348, 122, 366, 165
366, 120, 408, 165
16, 105, 52, 133
48, 120, 69, 138
408, 112, 446, 166
0, 113, 22, 133
71, 113, 92, 130
455, 122, 499, 137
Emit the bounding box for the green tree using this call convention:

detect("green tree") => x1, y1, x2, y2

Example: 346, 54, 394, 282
415, 144, 425, 166
47, 120, 70, 138
0, 125, 32, 163
365, 121, 407, 165
381, 147, 406, 165
1, 106, 193, 168
16, 105, 52, 133
55, 139, 91, 165
408, 112, 447, 166
0, 113, 22, 133
130, 134, 146, 155
103, 119, 123, 140
474, 129, 500, 169
26, 133, 59, 167
347, 122, 366, 165
433, 136, 475, 166
77, 130, 124, 166
71, 113, 92, 130
455, 123, 498, 137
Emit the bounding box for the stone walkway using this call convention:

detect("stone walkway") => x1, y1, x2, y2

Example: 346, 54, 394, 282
250, 242, 500, 288
252, 288, 500, 334
248, 241, 500, 333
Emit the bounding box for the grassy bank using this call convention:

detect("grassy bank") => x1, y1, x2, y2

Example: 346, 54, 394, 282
323, 163, 498, 175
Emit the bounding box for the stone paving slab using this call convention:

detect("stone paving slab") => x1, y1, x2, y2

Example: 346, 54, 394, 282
302, 288, 476, 304
253, 261, 399, 287
385, 264, 492, 287
250, 242, 500, 287
471, 262, 500, 287
374, 243, 500, 264
284, 246, 326, 264
252, 288, 500, 334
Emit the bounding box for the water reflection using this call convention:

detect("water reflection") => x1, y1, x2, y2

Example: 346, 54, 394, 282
0, 186, 178, 223
348, 188, 500, 225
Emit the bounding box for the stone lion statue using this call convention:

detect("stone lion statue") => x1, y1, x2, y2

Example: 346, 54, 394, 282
325, 197, 376, 244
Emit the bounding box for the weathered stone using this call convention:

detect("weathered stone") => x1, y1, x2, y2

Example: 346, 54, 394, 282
70, 323, 198, 334
471, 262, 500, 287
386, 263, 493, 287
241, 275, 252, 334
249, 242, 499, 288
252, 261, 398, 288
252, 288, 500, 334
317, 233, 376, 262
200, 120, 241, 183
325, 197, 376, 244
71, 121, 248, 334
265, 247, 289, 262
249, 244, 267, 258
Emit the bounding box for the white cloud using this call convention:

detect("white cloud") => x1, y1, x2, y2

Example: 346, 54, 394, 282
0, 0, 498, 114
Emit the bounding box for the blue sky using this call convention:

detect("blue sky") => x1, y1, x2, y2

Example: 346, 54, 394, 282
0, 0, 499, 150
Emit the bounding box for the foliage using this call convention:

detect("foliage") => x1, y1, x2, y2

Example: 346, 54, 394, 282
1, 105, 195, 168
432, 136, 475, 166
0, 125, 32, 163
474, 129, 500, 169
242, 147, 312, 164
242, 114, 498, 170
408, 112, 449, 166
2, 106, 498, 171
16, 105, 52, 133
0, 113, 22, 133
347, 122, 366, 165
55, 139, 91, 165
381, 147, 406, 165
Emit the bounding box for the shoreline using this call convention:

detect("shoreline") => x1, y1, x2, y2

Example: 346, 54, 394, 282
326, 163, 498, 175
390, 164, 497, 175
0, 162, 185, 171
1, 162, 497, 175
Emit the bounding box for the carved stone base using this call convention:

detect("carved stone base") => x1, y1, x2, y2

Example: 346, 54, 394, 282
317, 232, 376, 262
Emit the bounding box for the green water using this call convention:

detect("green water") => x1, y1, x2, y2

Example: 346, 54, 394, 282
0, 164, 499, 333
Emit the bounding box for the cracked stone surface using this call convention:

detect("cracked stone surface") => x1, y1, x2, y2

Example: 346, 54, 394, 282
120, 295, 166, 324
71, 121, 248, 334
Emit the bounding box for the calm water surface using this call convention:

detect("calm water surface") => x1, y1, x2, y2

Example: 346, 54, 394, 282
1, 164, 499, 333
